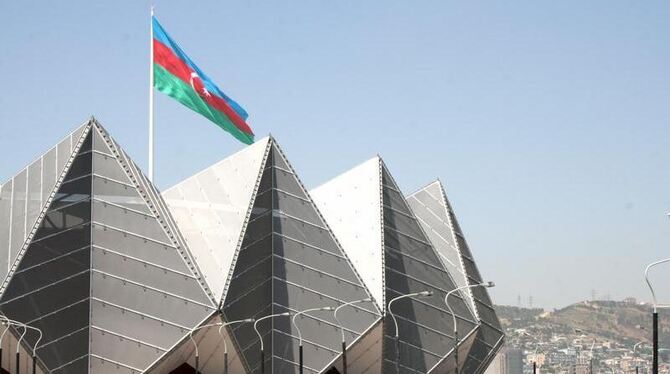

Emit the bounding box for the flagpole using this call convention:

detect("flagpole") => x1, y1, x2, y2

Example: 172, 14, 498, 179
148, 5, 155, 182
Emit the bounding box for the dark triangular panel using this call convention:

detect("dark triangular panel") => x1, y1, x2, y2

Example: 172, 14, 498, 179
1, 119, 219, 374
0, 123, 89, 291
223, 140, 380, 374
406, 181, 504, 373
88, 123, 217, 372
379, 164, 478, 374
0, 127, 93, 373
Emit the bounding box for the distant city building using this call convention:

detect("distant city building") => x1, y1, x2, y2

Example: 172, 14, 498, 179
504, 348, 523, 374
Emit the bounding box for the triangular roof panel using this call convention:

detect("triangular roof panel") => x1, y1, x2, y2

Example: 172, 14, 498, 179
309, 157, 385, 309
0, 121, 90, 291
219, 138, 381, 373
407, 180, 504, 372
163, 137, 271, 303
311, 157, 479, 373
0, 118, 217, 373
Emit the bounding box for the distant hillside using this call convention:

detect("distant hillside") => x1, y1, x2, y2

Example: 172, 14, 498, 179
496, 300, 670, 347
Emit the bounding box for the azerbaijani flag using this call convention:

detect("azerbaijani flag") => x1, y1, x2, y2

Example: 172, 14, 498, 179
152, 16, 254, 144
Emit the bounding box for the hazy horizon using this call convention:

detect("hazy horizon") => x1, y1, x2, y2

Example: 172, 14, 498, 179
1, 1, 669, 308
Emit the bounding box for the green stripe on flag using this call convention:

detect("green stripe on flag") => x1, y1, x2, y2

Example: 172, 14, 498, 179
153, 63, 254, 145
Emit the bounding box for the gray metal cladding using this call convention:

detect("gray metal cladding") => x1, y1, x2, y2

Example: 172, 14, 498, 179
406, 180, 504, 374
0, 127, 93, 373
0, 119, 216, 374
88, 122, 216, 372
380, 164, 478, 374
0, 119, 503, 374
222, 140, 380, 374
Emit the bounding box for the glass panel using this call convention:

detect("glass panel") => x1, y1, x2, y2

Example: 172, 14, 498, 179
62, 151, 92, 182
35, 328, 88, 371
476, 324, 504, 351
91, 246, 211, 305
273, 215, 339, 255
272, 167, 305, 197
382, 184, 411, 215
78, 128, 92, 152
92, 126, 113, 154
50, 176, 91, 209
89, 356, 136, 374
270, 145, 290, 170
89, 297, 189, 349
90, 327, 163, 370
0, 182, 12, 280
0, 271, 90, 323
274, 302, 342, 347
243, 211, 272, 243
393, 317, 453, 359
91, 200, 169, 243
226, 256, 272, 306
384, 248, 453, 293
92, 175, 151, 214
236, 234, 272, 274
10, 169, 27, 259
383, 334, 436, 374
384, 207, 428, 245
271, 278, 376, 336
90, 271, 212, 328
252, 189, 272, 217
232, 304, 272, 374
20, 223, 88, 273
33, 200, 91, 240
272, 331, 340, 373
273, 235, 359, 283
50, 355, 88, 374
383, 229, 438, 266
90, 223, 189, 274
41, 147, 58, 207
273, 257, 368, 304
28, 299, 90, 347
410, 191, 453, 237
92, 152, 131, 184
56, 137, 72, 175
2, 249, 89, 300
385, 271, 474, 329
256, 163, 273, 195
26, 160, 43, 234
274, 190, 322, 226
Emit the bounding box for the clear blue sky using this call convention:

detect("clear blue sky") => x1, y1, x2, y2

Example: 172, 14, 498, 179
1, 1, 669, 308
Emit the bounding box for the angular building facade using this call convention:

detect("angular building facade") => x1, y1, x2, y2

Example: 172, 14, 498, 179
310, 158, 502, 374
0, 119, 502, 374
0, 119, 217, 373
406, 181, 504, 372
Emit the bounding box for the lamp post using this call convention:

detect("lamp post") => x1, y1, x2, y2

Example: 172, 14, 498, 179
333, 298, 373, 374
644, 257, 670, 374
574, 328, 596, 374
217, 319, 254, 374
189, 322, 225, 374
254, 312, 291, 374
15, 323, 27, 374
20, 325, 41, 374
292, 306, 335, 374
445, 282, 495, 374
388, 291, 433, 374
0, 317, 15, 371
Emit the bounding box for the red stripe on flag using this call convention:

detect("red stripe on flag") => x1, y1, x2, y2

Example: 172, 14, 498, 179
153, 39, 254, 136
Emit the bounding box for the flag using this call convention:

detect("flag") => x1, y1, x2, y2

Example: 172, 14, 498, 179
152, 16, 254, 144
